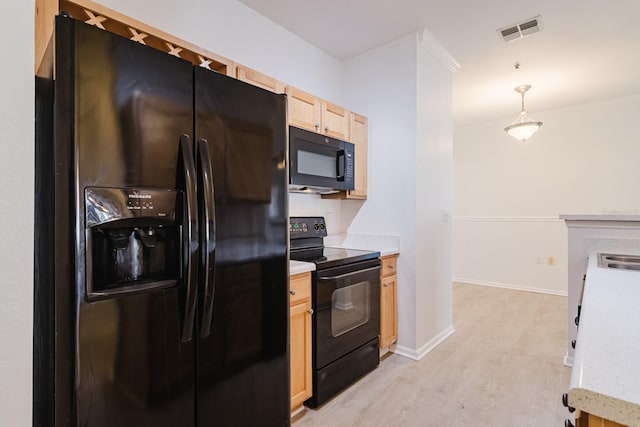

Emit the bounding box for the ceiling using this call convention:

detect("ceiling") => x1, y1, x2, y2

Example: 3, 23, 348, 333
236, 0, 640, 126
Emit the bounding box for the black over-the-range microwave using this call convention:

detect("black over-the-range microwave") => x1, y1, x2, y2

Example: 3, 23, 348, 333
289, 126, 355, 194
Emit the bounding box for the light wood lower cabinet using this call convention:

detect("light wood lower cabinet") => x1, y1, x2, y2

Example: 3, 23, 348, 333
289, 272, 312, 411
575, 411, 626, 427
379, 254, 399, 352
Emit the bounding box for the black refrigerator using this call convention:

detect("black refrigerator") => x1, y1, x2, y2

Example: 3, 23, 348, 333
34, 14, 289, 427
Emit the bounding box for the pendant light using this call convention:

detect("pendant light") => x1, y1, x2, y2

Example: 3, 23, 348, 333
504, 84, 542, 142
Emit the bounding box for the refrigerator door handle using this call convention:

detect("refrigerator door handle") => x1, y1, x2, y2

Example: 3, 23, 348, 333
180, 134, 198, 343
198, 138, 217, 338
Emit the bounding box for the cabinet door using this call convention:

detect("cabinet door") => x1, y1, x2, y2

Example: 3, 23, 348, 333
321, 101, 350, 141
236, 65, 284, 93
286, 86, 321, 133
348, 112, 367, 199
380, 275, 397, 350
290, 300, 312, 410
577, 412, 626, 427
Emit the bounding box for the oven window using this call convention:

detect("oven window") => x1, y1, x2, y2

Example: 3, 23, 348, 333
298, 150, 336, 178
331, 281, 370, 337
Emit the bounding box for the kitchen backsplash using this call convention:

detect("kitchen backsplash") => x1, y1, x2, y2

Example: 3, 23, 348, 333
289, 193, 345, 236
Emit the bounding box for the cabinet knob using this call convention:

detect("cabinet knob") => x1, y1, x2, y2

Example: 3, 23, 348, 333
564, 419, 575, 427
571, 339, 576, 349
324, 126, 329, 132
315, 123, 320, 130
307, 309, 314, 315
383, 283, 389, 288
290, 289, 296, 295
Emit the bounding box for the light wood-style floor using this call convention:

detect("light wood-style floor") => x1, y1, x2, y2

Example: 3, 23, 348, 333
293, 282, 571, 426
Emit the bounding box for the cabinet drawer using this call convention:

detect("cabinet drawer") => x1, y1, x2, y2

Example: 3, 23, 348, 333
380, 255, 398, 277
290, 273, 311, 306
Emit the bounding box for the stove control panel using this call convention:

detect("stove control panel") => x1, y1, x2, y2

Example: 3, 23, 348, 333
290, 217, 327, 239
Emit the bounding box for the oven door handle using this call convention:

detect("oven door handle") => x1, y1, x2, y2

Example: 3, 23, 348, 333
317, 265, 381, 281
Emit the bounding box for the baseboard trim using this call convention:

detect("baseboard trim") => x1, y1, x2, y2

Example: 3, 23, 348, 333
454, 277, 568, 297
394, 325, 455, 361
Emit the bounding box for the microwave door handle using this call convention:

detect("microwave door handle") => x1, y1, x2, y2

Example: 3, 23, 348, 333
336, 150, 346, 181
197, 139, 216, 338
180, 134, 198, 343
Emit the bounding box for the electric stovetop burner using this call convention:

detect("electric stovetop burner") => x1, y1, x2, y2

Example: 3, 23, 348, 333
289, 217, 379, 269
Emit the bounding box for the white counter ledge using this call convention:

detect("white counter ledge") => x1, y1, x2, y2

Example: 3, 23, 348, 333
560, 214, 640, 222
289, 260, 315, 276
568, 253, 640, 426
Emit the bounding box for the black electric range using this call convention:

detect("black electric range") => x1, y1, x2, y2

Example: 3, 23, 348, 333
289, 216, 381, 408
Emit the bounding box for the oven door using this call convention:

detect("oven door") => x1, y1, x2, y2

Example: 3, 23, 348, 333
313, 259, 381, 369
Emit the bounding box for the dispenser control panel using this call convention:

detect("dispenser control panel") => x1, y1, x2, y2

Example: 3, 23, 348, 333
85, 187, 179, 227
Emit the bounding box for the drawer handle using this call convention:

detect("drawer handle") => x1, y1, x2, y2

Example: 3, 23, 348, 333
307, 309, 314, 315
383, 283, 389, 288
388, 265, 394, 269
290, 289, 296, 295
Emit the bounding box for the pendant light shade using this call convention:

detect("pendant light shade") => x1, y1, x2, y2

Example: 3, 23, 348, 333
504, 85, 542, 142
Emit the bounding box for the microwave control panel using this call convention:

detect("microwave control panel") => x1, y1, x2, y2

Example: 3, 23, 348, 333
346, 152, 354, 182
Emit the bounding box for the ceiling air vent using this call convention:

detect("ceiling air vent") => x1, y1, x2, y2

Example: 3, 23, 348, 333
498, 16, 542, 42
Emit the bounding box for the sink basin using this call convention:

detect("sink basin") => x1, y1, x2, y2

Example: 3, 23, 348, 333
598, 253, 640, 271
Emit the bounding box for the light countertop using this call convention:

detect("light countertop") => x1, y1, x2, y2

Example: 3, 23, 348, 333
568, 252, 640, 426
289, 260, 315, 276
329, 233, 400, 257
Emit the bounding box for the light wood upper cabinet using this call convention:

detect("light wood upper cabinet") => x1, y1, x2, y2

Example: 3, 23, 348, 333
289, 272, 313, 411
236, 65, 285, 93
348, 112, 367, 199
380, 254, 399, 352
321, 101, 349, 141
36, 0, 235, 76
285, 86, 350, 141
286, 86, 322, 133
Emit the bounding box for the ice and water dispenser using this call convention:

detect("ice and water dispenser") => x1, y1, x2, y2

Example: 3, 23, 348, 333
85, 187, 182, 299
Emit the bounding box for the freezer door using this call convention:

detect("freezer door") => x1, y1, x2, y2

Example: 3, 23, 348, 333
194, 67, 290, 426
49, 15, 197, 426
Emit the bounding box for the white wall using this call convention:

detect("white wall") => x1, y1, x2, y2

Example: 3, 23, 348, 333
453, 94, 640, 295
343, 34, 419, 350
1, 1, 34, 425
343, 33, 455, 358
99, 0, 343, 104
415, 31, 454, 348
